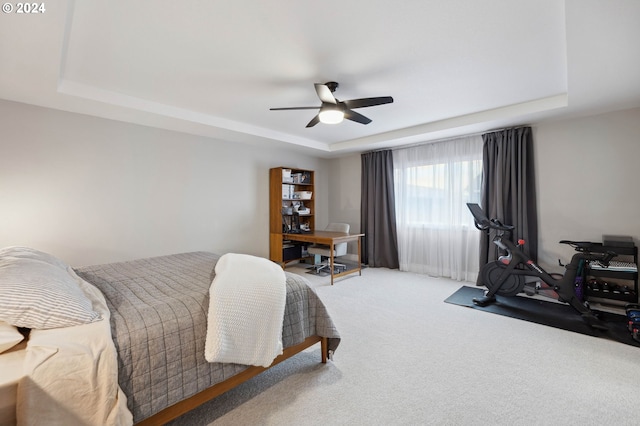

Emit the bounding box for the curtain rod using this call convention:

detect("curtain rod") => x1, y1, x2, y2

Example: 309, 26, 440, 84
364, 124, 532, 154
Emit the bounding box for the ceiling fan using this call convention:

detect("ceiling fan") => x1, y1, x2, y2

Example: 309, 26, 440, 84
270, 82, 393, 128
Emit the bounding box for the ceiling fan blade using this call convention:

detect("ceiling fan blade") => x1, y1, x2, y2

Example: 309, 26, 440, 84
344, 109, 372, 125
343, 96, 394, 109
306, 114, 321, 128
314, 83, 337, 104
270, 106, 320, 110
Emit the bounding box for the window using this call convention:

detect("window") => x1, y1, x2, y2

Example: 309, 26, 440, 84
393, 136, 483, 280
395, 159, 482, 227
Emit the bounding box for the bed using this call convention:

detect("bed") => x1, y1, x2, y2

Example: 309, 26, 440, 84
0, 247, 340, 425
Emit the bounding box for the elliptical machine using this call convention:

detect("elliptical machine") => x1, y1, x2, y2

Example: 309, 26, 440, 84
467, 203, 614, 330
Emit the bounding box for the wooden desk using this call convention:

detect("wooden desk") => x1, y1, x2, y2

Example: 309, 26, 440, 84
283, 231, 365, 285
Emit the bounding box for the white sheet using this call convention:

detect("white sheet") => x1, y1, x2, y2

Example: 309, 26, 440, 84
16, 268, 133, 425
0, 343, 26, 426
205, 253, 286, 367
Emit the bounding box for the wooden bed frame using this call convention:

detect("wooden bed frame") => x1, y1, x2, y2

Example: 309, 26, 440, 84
136, 336, 327, 425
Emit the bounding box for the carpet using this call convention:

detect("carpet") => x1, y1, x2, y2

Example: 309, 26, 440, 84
445, 285, 640, 348
167, 268, 640, 425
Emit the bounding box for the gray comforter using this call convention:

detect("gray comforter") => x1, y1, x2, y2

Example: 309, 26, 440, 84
75, 251, 340, 423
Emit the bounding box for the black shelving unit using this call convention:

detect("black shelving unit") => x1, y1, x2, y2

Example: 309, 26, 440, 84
585, 243, 638, 304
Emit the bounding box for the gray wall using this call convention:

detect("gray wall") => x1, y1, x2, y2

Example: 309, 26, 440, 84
2, 98, 639, 272
0, 100, 328, 266
534, 107, 640, 272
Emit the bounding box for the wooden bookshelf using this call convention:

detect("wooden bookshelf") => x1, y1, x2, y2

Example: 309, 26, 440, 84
269, 167, 315, 265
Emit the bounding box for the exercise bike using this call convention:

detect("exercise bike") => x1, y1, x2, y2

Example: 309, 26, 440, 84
467, 203, 614, 330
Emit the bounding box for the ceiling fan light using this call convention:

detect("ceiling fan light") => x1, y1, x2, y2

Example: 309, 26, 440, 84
318, 109, 344, 124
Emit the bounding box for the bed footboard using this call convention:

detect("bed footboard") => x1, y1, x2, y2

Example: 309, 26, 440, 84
136, 335, 327, 426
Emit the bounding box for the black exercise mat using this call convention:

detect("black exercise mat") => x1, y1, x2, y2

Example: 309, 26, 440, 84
445, 286, 640, 348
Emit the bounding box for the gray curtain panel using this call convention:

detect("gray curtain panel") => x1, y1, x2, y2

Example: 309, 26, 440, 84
480, 126, 538, 265
360, 150, 399, 268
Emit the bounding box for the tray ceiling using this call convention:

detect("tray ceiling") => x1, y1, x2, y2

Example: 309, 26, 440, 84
1, 0, 639, 156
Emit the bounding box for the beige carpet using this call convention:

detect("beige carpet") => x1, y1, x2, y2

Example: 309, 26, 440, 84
169, 267, 640, 425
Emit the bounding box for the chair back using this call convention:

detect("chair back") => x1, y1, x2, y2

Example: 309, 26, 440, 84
325, 223, 350, 233
326, 223, 349, 256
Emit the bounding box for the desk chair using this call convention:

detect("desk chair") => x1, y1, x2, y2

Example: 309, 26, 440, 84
308, 223, 350, 274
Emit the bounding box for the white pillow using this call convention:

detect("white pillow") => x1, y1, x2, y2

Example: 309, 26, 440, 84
0, 246, 69, 270
0, 320, 23, 353
0, 252, 102, 330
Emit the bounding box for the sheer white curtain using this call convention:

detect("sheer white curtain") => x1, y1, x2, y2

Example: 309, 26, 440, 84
393, 135, 483, 281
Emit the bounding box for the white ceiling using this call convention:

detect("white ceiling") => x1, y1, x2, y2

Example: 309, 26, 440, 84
1, 0, 639, 157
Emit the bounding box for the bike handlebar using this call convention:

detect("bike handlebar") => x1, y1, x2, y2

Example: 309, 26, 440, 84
471, 216, 514, 232
467, 203, 514, 232
482, 219, 514, 232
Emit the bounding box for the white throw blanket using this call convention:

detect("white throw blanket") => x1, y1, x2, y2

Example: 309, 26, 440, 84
205, 253, 286, 367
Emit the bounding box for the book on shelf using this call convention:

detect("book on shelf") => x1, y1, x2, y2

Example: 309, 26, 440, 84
282, 184, 294, 199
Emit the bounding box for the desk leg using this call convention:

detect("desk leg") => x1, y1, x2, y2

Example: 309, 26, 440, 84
329, 245, 335, 285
